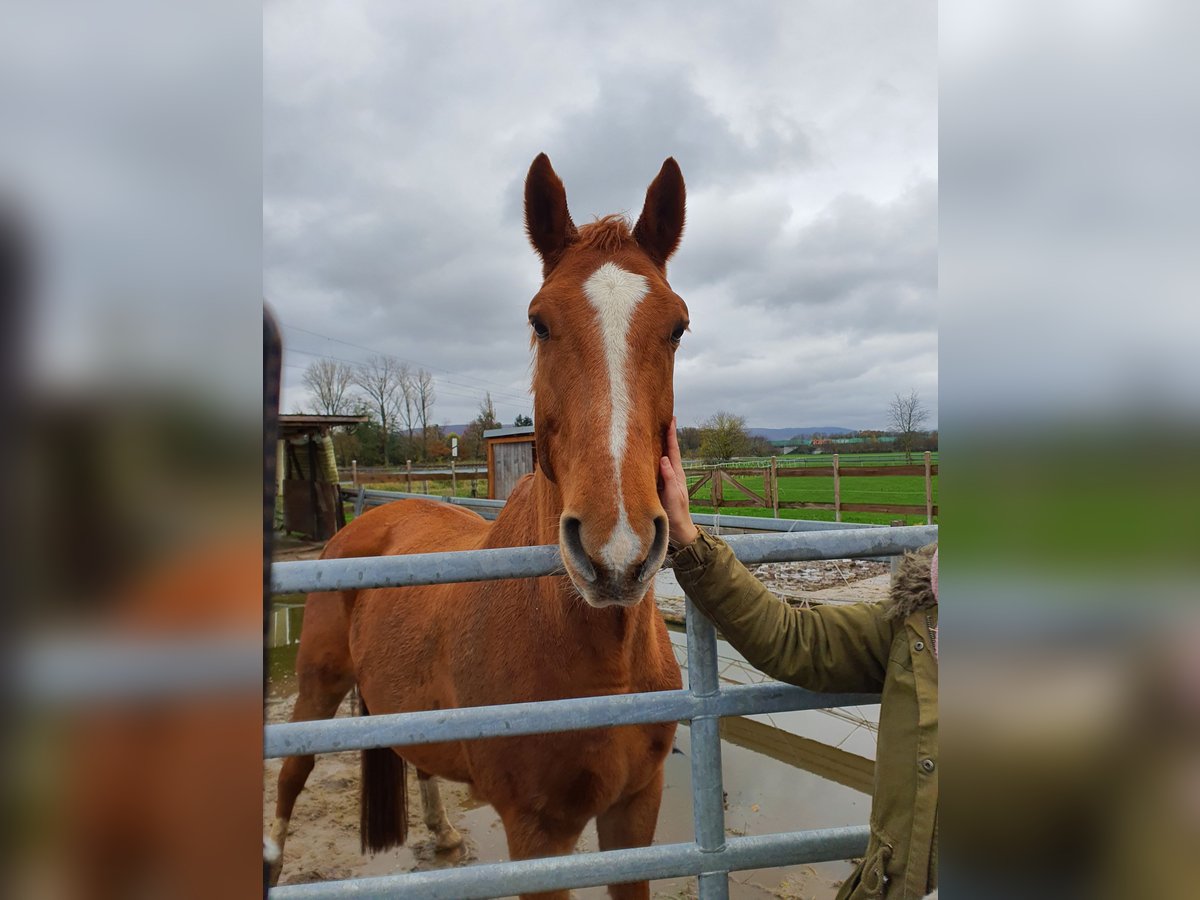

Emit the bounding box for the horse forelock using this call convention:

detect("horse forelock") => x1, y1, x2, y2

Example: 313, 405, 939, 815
575, 215, 634, 254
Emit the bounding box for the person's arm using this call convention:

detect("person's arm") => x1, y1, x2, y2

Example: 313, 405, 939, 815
669, 529, 892, 692
659, 420, 893, 693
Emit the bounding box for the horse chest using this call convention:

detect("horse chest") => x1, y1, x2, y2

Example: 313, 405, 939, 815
556, 720, 675, 801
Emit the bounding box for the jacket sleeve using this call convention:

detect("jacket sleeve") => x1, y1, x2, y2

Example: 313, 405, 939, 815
670, 529, 894, 693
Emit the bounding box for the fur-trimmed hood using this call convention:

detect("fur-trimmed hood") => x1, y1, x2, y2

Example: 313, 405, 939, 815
885, 542, 938, 621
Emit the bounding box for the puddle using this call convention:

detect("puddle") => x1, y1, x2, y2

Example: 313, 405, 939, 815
267, 597, 305, 652
266, 602, 875, 898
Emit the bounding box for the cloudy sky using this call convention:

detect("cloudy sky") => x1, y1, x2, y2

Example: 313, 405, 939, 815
265, 1, 937, 431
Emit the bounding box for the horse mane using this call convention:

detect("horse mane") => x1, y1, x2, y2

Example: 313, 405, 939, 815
575, 215, 634, 254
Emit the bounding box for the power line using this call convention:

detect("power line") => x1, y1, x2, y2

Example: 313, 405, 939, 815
280, 323, 532, 400
284, 345, 531, 405
283, 364, 530, 407
281, 361, 533, 412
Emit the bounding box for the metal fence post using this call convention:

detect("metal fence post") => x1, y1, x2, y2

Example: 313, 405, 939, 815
924, 450, 932, 524
833, 452, 841, 522
353, 486, 366, 517
890, 519, 903, 577
686, 598, 730, 900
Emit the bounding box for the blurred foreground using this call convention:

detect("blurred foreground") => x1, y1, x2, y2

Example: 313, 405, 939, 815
2, 5, 262, 897
942, 2, 1200, 897
0, 1, 1198, 897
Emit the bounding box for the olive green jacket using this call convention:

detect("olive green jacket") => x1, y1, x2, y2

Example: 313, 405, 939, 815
671, 530, 939, 900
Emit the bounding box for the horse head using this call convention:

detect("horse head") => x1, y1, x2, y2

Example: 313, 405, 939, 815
524, 153, 688, 608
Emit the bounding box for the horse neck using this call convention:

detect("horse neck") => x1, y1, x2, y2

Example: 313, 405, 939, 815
482, 471, 560, 548
485, 471, 660, 690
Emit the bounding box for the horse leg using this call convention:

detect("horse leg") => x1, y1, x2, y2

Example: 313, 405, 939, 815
497, 803, 589, 900
416, 769, 463, 851
595, 769, 665, 900
268, 596, 355, 885
269, 666, 353, 882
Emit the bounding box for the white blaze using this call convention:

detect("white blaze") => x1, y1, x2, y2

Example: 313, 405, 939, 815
583, 262, 648, 573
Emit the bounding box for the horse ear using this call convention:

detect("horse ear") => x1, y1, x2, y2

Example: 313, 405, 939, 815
524, 153, 577, 275
633, 158, 686, 270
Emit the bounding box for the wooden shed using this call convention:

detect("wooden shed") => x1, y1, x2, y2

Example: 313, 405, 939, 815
484, 425, 536, 500
277, 414, 367, 540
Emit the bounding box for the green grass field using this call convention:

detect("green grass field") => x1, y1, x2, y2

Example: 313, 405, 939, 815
729, 450, 938, 468
686, 470, 938, 526
349, 459, 938, 527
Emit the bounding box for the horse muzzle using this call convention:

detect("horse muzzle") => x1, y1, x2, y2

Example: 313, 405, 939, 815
559, 512, 669, 607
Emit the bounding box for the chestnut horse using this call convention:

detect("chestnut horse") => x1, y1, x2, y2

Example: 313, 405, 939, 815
269, 154, 689, 899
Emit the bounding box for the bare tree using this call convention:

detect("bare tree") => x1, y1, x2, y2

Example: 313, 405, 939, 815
699, 411, 750, 462
395, 364, 417, 460
352, 355, 405, 466
415, 369, 436, 460
888, 389, 930, 463
462, 392, 500, 460
302, 359, 354, 416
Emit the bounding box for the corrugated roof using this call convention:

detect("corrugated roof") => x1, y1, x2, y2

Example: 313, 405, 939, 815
483, 425, 535, 439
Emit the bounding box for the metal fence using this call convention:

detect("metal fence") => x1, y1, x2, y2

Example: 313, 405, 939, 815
266, 522, 937, 899
348, 486, 507, 520
343, 485, 900, 532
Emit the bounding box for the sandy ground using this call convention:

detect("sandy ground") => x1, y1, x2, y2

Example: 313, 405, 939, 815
267, 544, 888, 897
265, 689, 496, 886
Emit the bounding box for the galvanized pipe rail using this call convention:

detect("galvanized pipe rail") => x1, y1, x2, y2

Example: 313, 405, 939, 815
271, 828, 870, 899
267, 523, 936, 899
690, 511, 882, 532
354, 487, 506, 510
265, 681, 879, 758
686, 595, 731, 900
346, 486, 504, 519
272, 524, 936, 594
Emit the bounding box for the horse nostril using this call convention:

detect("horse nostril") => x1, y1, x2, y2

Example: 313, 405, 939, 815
560, 516, 597, 582
637, 515, 670, 583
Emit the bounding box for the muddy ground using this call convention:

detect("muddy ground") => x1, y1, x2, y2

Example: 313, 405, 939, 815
751, 558, 890, 598
265, 689, 492, 886
266, 555, 886, 897
264, 690, 857, 899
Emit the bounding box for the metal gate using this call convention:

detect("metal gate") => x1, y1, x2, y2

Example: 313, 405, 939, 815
266, 522, 936, 899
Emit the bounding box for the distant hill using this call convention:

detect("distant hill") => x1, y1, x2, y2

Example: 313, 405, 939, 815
747, 426, 856, 441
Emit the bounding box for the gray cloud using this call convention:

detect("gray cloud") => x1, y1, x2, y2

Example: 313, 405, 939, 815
265, 1, 937, 428
674, 178, 937, 333
498, 66, 814, 228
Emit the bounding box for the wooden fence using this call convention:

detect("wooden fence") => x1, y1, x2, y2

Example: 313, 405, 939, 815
347, 461, 485, 497
687, 451, 937, 523
340, 451, 938, 524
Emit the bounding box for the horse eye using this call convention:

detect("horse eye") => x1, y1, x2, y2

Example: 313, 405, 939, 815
670, 324, 686, 345
530, 317, 550, 341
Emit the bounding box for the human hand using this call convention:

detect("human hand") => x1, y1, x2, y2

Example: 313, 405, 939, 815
658, 417, 698, 547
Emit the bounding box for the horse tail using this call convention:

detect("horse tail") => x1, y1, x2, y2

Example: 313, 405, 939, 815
358, 694, 408, 853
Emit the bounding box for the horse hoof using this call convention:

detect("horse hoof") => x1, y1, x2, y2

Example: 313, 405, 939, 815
435, 827, 464, 852
265, 825, 285, 888
265, 849, 283, 892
